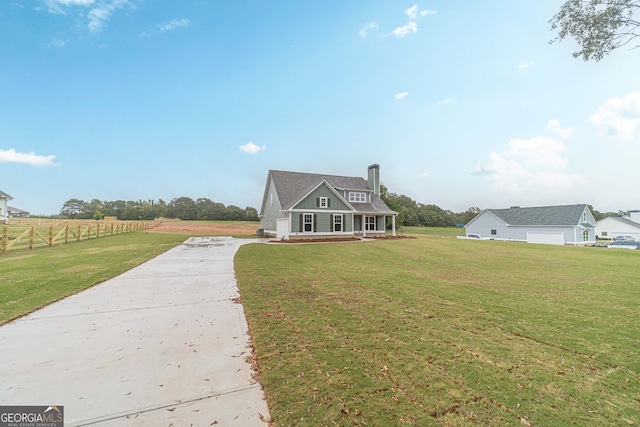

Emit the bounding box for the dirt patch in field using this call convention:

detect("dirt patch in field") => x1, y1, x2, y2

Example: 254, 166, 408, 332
149, 220, 259, 236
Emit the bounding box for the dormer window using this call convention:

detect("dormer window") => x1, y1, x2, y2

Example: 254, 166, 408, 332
319, 197, 328, 208
349, 192, 367, 202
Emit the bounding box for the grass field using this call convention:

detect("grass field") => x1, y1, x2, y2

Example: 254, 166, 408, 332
0, 232, 186, 324
235, 237, 639, 426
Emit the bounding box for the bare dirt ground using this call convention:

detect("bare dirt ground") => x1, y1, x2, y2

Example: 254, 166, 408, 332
149, 220, 259, 236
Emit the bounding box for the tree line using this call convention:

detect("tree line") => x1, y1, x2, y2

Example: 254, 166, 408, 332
58, 197, 259, 221
56, 190, 621, 226
380, 185, 479, 227
379, 185, 619, 228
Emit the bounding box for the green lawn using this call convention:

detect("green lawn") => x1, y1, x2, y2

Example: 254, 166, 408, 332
235, 237, 639, 426
400, 226, 465, 237
0, 232, 186, 324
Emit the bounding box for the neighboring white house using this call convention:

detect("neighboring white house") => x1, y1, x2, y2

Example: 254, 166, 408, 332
596, 211, 640, 240
465, 204, 597, 245
0, 190, 14, 224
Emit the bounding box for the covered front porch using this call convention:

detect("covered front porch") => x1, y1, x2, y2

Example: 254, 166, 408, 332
353, 214, 396, 237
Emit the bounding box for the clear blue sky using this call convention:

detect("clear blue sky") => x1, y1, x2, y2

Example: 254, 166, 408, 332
1, 0, 639, 215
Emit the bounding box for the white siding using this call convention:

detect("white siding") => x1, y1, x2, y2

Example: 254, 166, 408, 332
527, 232, 565, 245
596, 217, 640, 240
0, 198, 8, 223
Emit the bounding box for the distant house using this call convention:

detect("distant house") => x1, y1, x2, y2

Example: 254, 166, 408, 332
259, 164, 398, 240
0, 190, 14, 224
465, 204, 597, 245
8, 206, 30, 219
596, 211, 640, 241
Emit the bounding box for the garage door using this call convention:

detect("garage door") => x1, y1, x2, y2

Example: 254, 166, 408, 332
527, 232, 565, 245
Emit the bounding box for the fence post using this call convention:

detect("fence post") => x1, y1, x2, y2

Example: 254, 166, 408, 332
65, 225, 69, 244
29, 226, 34, 250
77, 225, 81, 241
49, 225, 53, 246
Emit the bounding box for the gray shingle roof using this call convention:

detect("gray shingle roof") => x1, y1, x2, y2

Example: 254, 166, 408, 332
269, 170, 396, 215
487, 204, 590, 226
0, 190, 14, 200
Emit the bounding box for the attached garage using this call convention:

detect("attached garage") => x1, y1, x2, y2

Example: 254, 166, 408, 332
527, 231, 565, 245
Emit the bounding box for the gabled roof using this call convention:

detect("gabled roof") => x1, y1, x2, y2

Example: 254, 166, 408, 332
484, 204, 591, 226
268, 170, 396, 215
8, 206, 29, 214
0, 190, 14, 200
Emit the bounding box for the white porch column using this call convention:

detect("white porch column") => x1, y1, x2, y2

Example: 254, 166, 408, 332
392, 215, 396, 237
362, 214, 366, 237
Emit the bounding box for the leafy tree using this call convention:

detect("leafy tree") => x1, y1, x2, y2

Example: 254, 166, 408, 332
223, 205, 244, 221
60, 199, 86, 218
166, 197, 198, 220
81, 199, 104, 219
550, 0, 640, 61
196, 198, 226, 220
103, 200, 127, 218
456, 207, 482, 225
243, 206, 259, 221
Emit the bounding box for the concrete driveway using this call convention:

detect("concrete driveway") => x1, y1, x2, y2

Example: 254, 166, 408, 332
0, 237, 271, 426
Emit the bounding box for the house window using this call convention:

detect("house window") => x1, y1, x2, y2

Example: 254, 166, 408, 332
269, 219, 273, 227
491, 229, 497, 235
582, 212, 587, 222
602, 231, 608, 237
365, 216, 376, 231
319, 197, 328, 208
582, 230, 589, 241
349, 192, 367, 202
270, 194, 273, 207
333, 214, 342, 232
303, 214, 313, 232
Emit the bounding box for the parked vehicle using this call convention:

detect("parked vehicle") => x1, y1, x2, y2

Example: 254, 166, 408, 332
613, 235, 636, 242
608, 241, 640, 250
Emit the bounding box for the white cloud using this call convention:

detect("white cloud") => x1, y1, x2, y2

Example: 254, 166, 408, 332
437, 97, 455, 105
160, 18, 190, 33
517, 60, 534, 70
359, 22, 378, 39
0, 149, 59, 167
87, 6, 111, 33
405, 5, 437, 19
588, 92, 640, 140
405, 5, 419, 19
474, 126, 585, 192
392, 21, 418, 37
394, 91, 408, 100
503, 136, 568, 170
48, 38, 66, 48
44, 0, 135, 34
45, 0, 94, 14
417, 171, 431, 177
239, 142, 266, 154
545, 119, 573, 139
